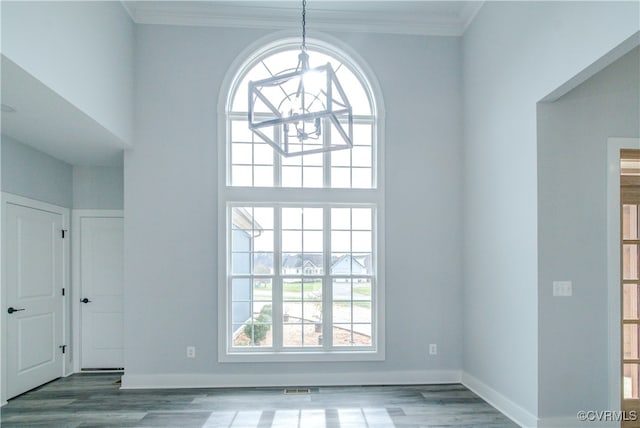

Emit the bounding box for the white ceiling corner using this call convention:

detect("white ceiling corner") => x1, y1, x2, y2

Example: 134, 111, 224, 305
120, 0, 136, 22
459, 1, 484, 33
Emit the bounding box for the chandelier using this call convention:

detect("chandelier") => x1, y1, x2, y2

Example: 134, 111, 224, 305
247, 0, 353, 157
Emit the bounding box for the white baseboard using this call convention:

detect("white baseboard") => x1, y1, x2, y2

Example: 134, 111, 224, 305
461, 371, 538, 428
121, 369, 461, 389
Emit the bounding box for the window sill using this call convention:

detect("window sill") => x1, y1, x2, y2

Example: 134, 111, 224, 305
219, 349, 385, 363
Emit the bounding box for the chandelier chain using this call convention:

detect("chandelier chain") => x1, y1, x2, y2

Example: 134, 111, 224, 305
301, 0, 307, 51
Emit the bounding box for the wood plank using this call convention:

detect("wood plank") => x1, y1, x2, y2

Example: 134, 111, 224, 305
0, 373, 519, 427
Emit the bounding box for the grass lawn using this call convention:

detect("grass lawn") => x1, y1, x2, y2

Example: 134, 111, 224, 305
353, 285, 371, 296
334, 301, 372, 309
254, 281, 371, 301
283, 280, 322, 293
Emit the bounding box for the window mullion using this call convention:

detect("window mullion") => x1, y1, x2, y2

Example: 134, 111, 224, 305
323, 206, 333, 350
301, 211, 306, 347
275, 127, 282, 187
227, 205, 238, 354
227, 277, 233, 354
371, 275, 377, 349
273, 206, 283, 351
349, 146, 354, 189
349, 208, 354, 345
324, 127, 331, 189
371, 208, 378, 349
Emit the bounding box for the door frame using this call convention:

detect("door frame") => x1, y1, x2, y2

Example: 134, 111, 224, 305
0, 193, 70, 405
71, 209, 124, 373
608, 138, 640, 411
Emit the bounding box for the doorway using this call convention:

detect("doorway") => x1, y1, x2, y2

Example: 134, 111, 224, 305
72, 211, 124, 371
2, 194, 68, 399
621, 149, 640, 426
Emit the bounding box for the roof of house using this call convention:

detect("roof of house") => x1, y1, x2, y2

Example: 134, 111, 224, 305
231, 207, 263, 233
332, 254, 368, 271
281, 253, 372, 269
282, 253, 323, 269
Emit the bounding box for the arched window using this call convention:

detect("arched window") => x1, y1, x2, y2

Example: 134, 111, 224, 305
220, 38, 384, 361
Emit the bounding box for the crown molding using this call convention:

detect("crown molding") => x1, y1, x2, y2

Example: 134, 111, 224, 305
123, 1, 484, 37
120, 0, 136, 22
459, 1, 484, 32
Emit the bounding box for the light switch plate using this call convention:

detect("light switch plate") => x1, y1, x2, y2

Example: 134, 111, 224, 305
186, 346, 196, 358
553, 281, 572, 297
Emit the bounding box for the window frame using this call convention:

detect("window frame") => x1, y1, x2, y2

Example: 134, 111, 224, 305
218, 37, 385, 363
227, 115, 377, 189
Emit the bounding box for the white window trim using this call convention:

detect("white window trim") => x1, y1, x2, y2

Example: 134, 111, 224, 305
217, 33, 386, 363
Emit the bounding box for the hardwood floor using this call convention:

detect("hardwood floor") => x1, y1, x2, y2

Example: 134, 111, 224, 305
0, 373, 519, 427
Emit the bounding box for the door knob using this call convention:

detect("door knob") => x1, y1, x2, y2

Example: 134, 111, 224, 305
80, 298, 91, 303
7, 307, 25, 314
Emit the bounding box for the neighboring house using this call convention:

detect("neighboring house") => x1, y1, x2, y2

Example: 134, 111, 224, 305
281, 253, 372, 277
331, 254, 370, 282
282, 253, 323, 275
303, 259, 320, 275
355, 254, 372, 275
231, 208, 262, 329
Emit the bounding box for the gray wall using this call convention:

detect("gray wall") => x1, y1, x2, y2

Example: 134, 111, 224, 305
1, 1, 134, 144
462, 1, 638, 421
537, 47, 640, 418
1, 136, 123, 210
124, 25, 463, 379
73, 165, 124, 210
1, 134, 72, 207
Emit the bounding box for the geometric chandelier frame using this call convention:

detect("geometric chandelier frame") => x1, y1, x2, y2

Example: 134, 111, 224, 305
247, 0, 353, 157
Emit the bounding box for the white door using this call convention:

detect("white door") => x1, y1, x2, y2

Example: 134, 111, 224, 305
5, 202, 64, 398
80, 217, 124, 369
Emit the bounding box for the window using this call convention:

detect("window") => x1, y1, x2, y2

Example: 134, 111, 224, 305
220, 40, 383, 361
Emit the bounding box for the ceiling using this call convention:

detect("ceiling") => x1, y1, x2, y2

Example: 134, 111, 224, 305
1, 56, 126, 167
123, 1, 484, 36
1, 1, 483, 168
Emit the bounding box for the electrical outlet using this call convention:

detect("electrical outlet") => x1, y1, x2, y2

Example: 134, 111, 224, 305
429, 344, 437, 355
553, 281, 572, 297
186, 346, 196, 358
